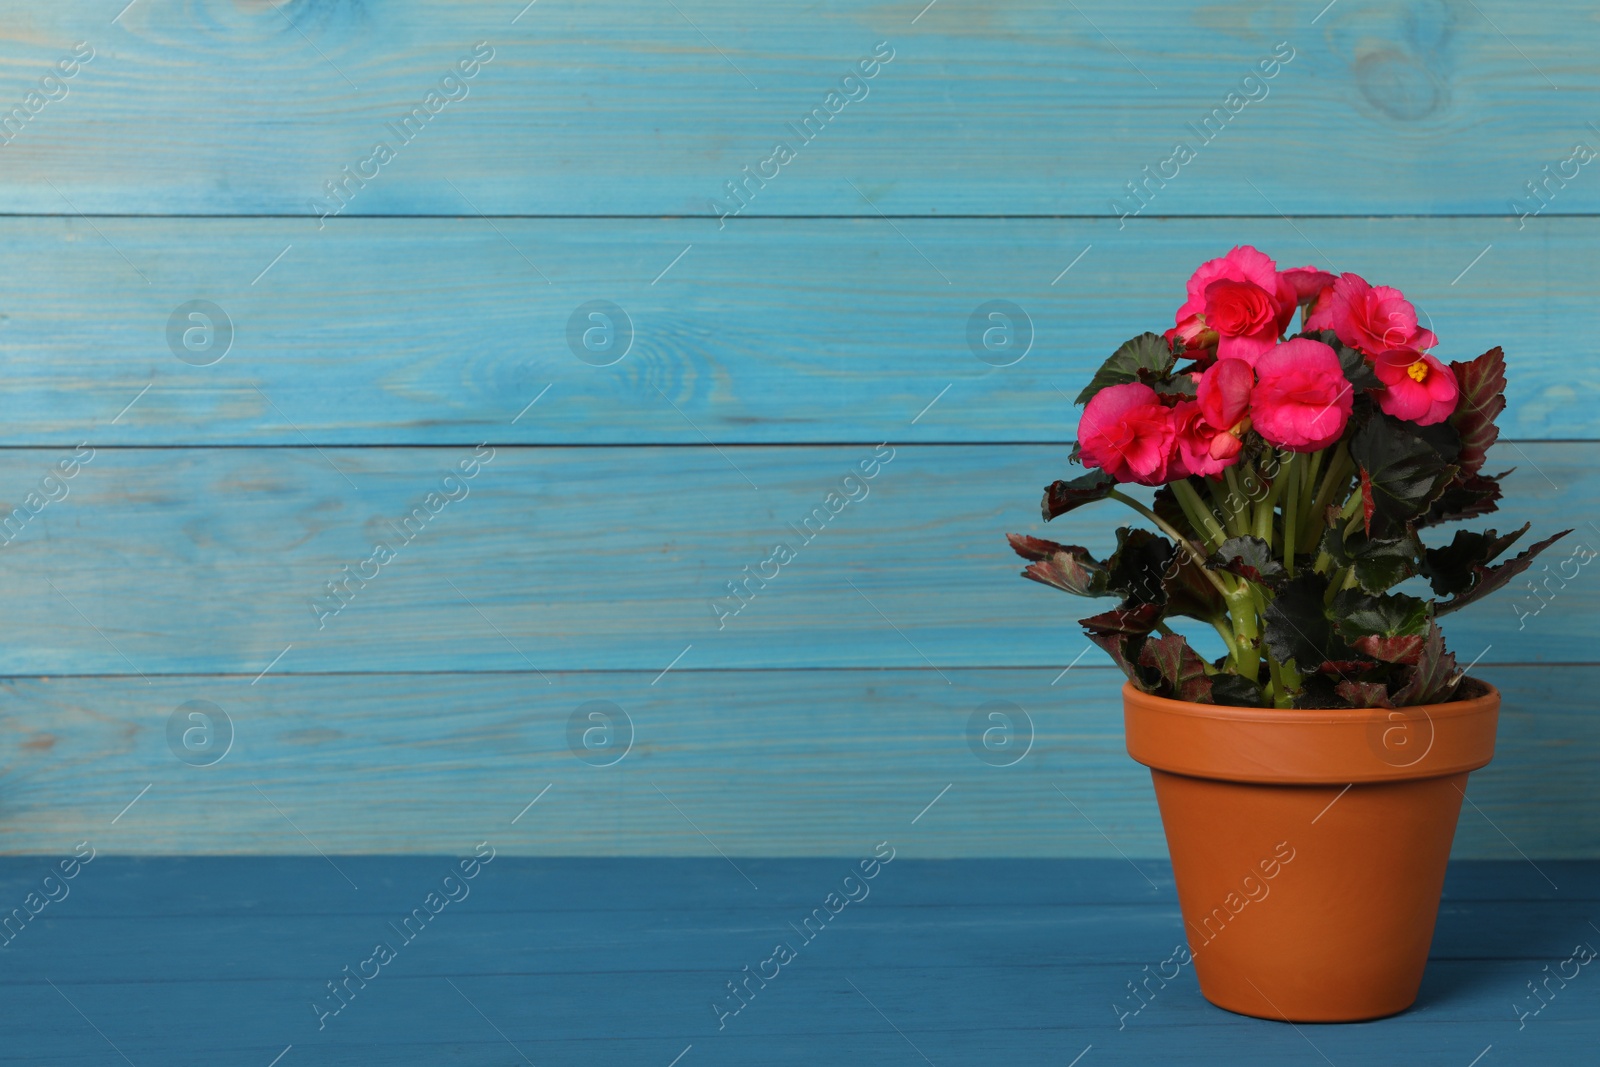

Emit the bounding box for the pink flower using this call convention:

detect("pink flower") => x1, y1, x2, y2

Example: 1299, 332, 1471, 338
1251, 338, 1353, 452
1172, 357, 1255, 476
1279, 265, 1336, 308
1165, 312, 1217, 362
1172, 400, 1239, 478
1305, 272, 1438, 357
1171, 245, 1295, 365
1204, 280, 1283, 363
1077, 382, 1177, 486
1197, 357, 1254, 432
1373, 349, 1458, 425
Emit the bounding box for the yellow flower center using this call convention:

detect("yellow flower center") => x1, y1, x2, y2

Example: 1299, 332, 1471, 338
1406, 359, 1430, 383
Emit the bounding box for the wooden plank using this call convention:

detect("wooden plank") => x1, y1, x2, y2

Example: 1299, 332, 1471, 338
8, 965, 1587, 1064
0, 858, 1594, 1064
0, 2, 1593, 216
2, 666, 1592, 857
0, 443, 1588, 674
0, 216, 1594, 444
5, 858, 1591, 916
2, 891, 1590, 982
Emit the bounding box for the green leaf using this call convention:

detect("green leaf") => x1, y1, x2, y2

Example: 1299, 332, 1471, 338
1263, 572, 1342, 669
1330, 588, 1431, 640
1448, 346, 1506, 478
1411, 419, 1463, 466
1210, 536, 1286, 587
1421, 523, 1530, 598
1074, 333, 1176, 405
1351, 412, 1459, 537
1041, 470, 1117, 521
1007, 534, 1111, 598
1137, 634, 1213, 703
1321, 523, 1419, 594
1353, 535, 1421, 593
1435, 529, 1572, 616
1392, 620, 1462, 706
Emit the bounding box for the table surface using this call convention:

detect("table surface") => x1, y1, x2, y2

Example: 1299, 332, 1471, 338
1, 856, 1594, 1065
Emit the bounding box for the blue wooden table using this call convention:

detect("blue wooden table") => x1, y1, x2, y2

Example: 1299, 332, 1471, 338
3, 857, 1594, 1064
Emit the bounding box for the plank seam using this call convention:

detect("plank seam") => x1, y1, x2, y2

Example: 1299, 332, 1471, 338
2, 663, 1590, 680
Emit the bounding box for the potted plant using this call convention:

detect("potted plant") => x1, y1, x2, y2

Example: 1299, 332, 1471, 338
1008, 245, 1568, 1022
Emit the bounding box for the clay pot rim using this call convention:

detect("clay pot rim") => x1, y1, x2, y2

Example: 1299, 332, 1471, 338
1120, 679, 1500, 723
1122, 680, 1500, 784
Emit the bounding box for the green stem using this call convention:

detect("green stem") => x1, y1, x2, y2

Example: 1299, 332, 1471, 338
1172, 479, 1228, 550
1305, 443, 1352, 554
1222, 467, 1251, 536
1267, 653, 1292, 708
1301, 448, 1319, 519
1210, 616, 1241, 663
1107, 489, 1234, 599
1341, 494, 1365, 539
1252, 454, 1289, 547
1283, 453, 1301, 578
1323, 565, 1350, 607
1230, 592, 1261, 682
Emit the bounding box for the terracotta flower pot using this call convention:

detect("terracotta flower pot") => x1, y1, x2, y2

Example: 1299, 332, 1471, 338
1123, 680, 1500, 1022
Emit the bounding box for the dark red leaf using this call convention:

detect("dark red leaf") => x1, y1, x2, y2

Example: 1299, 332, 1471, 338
1435, 529, 1572, 616
1106, 528, 1174, 605
1164, 552, 1228, 623
1084, 630, 1145, 688
1137, 633, 1213, 703
1007, 534, 1111, 598
1335, 680, 1395, 709
1448, 346, 1506, 477
1351, 634, 1427, 665
1079, 601, 1163, 636
1042, 470, 1117, 521
1421, 523, 1530, 598
1007, 534, 1062, 561
1421, 470, 1506, 526
1392, 621, 1461, 706
1210, 536, 1286, 587
1317, 659, 1381, 676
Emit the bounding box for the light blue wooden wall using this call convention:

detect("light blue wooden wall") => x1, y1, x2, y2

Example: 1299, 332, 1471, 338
0, 0, 1594, 857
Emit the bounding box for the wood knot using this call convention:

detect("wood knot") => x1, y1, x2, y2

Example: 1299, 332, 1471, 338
1353, 49, 1447, 122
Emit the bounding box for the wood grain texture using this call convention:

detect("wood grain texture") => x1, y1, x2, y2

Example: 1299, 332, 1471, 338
0, 1, 1593, 216
1, 0, 1596, 867
0, 857, 1593, 1064
0, 215, 1594, 443
0, 443, 1587, 674
1, 666, 1592, 856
